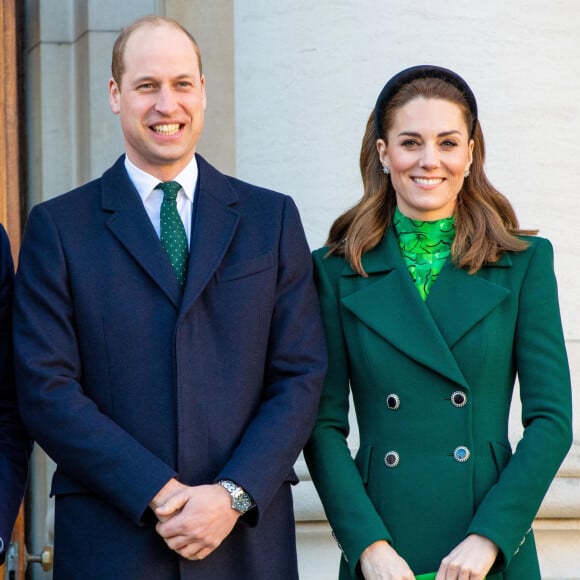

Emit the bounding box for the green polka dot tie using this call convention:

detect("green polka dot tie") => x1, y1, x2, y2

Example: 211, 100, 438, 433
156, 181, 189, 287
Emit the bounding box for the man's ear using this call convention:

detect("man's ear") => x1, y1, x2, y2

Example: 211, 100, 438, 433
109, 78, 121, 115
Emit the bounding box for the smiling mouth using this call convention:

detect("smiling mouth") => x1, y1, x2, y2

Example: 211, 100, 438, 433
152, 123, 181, 135
412, 177, 444, 185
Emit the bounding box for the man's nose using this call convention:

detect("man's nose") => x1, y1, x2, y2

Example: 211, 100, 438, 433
155, 86, 179, 115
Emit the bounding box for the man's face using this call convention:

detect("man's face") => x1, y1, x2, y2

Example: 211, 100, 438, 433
108, 23, 206, 180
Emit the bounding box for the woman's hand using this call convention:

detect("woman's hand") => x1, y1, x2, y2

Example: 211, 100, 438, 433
360, 540, 415, 580
436, 534, 498, 579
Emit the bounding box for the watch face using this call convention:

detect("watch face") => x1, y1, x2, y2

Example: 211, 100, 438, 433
219, 480, 254, 513
233, 493, 252, 513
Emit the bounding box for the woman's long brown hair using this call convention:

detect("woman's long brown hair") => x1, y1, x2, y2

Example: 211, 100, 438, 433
327, 77, 536, 276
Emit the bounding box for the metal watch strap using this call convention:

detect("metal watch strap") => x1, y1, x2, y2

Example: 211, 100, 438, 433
218, 480, 255, 514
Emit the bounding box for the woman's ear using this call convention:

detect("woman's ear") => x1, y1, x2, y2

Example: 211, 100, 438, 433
376, 139, 389, 168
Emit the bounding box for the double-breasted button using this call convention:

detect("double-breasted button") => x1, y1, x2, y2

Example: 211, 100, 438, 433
450, 391, 467, 408
385, 393, 400, 410
453, 446, 470, 462
384, 451, 400, 468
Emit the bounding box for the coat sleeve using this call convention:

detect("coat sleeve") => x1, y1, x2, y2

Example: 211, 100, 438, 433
13, 206, 176, 525
304, 249, 391, 578
467, 237, 573, 570
0, 225, 31, 559
213, 196, 327, 521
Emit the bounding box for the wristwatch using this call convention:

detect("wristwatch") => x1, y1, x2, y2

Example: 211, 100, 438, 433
218, 480, 255, 514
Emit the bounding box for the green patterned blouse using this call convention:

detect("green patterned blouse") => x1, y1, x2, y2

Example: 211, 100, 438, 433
392, 207, 456, 301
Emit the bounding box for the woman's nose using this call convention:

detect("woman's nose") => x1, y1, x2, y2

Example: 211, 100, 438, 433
420, 144, 440, 168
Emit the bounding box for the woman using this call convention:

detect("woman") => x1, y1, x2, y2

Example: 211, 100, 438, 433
304, 65, 572, 579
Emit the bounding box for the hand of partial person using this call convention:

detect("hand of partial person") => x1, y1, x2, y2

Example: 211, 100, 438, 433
435, 533, 498, 580
360, 540, 415, 580
150, 478, 240, 560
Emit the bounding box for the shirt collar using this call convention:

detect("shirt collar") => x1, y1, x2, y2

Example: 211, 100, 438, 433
393, 206, 455, 255
124, 155, 198, 204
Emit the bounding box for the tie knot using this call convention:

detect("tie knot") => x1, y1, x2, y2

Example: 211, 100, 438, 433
156, 181, 182, 200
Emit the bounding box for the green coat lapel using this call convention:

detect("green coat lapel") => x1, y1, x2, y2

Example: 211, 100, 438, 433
426, 252, 512, 348
340, 229, 511, 389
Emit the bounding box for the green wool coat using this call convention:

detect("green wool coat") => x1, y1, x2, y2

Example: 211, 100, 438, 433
305, 229, 572, 579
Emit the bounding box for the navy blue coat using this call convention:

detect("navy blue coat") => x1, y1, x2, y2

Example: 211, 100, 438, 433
13, 155, 326, 579
0, 225, 30, 563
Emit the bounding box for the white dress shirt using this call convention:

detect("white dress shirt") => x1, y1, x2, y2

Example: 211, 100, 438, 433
124, 155, 198, 247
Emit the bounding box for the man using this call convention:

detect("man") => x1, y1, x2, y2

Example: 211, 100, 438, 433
0, 225, 30, 565
14, 16, 326, 580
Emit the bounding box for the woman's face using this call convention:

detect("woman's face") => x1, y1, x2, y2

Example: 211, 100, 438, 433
377, 97, 474, 221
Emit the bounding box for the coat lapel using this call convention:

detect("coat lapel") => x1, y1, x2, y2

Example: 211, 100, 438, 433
426, 253, 512, 348
101, 157, 183, 308
341, 229, 511, 389
178, 155, 240, 318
